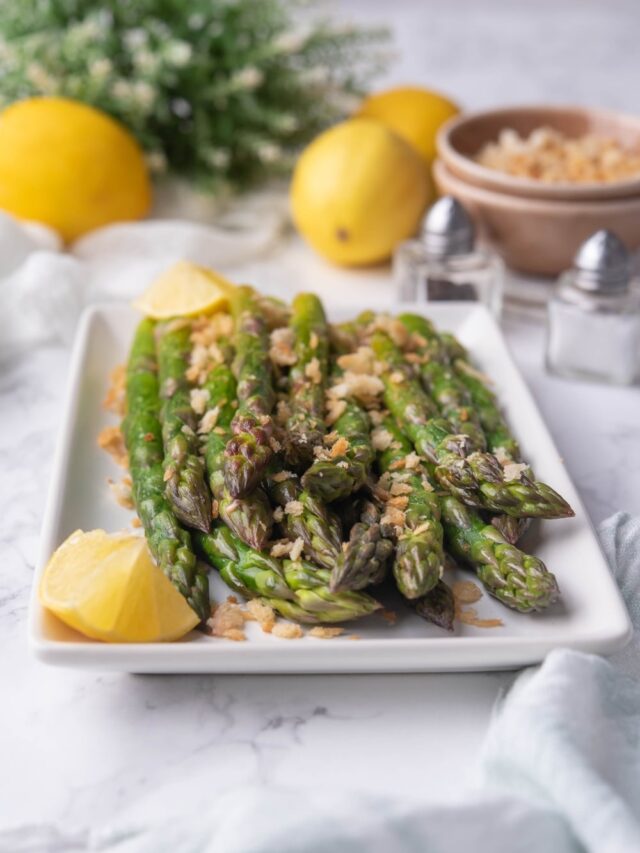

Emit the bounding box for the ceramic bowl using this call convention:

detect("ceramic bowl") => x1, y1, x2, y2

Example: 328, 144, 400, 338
436, 105, 640, 201
433, 159, 640, 276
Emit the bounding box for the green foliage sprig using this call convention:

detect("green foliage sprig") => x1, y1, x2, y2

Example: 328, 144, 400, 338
0, 0, 388, 191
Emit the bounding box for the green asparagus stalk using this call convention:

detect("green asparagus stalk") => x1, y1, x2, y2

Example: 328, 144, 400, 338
285, 293, 330, 467
301, 363, 375, 502
196, 526, 380, 623
440, 332, 520, 458
371, 330, 573, 520
398, 313, 486, 450
202, 353, 273, 550
377, 414, 445, 599
330, 500, 393, 592
123, 318, 210, 623
383, 416, 559, 612
267, 467, 342, 569
157, 320, 212, 532
439, 331, 535, 543
224, 286, 276, 498
414, 580, 455, 632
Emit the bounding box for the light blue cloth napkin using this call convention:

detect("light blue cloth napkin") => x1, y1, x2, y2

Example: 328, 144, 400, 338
6, 514, 640, 853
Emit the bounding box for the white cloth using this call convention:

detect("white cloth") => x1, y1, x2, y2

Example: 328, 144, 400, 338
3, 514, 638, 853
0, 199, 288, 360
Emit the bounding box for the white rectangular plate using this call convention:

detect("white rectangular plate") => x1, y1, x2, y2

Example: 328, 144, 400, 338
29, 302, 631, 673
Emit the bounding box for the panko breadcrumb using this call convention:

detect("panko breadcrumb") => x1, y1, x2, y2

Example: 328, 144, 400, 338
272, 621, 304, 640
269, 327, 297, 367
97, 425, 129, 468
476, 126, 640, 184
245, 599, 276, 633
102, 364, 126, 416
309, 627, 344, 639
209, 599, 247, 641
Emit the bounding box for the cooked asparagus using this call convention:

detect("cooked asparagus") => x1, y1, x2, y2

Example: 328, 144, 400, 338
376, 413, 445, 599
371, 330, 573, 520
267, 467, 342, 569
285, 293, 330, 467
415, 580, 456, 632
123, 318, 210, 623
196, 526, 380, 623
224, 286, 276, 498
202, 352, 273, 550
398, 313, 486, 450
382, 415, 559, 612
157, 320, 211, 532
330, 500, 393, 592
301, 386, 374, 502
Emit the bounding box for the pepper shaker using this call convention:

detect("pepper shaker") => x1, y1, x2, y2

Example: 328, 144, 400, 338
545, 230, 640, 385
393, 196, 504, 316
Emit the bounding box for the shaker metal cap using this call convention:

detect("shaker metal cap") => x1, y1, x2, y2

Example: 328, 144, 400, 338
573, 229, 631, 293
420, 196, 475, 257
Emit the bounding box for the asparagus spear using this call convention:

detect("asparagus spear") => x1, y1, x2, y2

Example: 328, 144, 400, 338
330, 500, 393, 592
397, 313, 486, 450
415, 580, 455, 632
157, 320, 212, 532
196, 526, 380, 623
224, 286, 276, 497
370, 330, 573, 520
377, 414, 445, 599
440, 331, 536, 542
267, 467, 342, 569
439, 333, 518, 456
382, 415, 559, 612
123, 318, 210, 623
202, 353, 273, 550
285, 293, 330, 467
301, 386, 374, 502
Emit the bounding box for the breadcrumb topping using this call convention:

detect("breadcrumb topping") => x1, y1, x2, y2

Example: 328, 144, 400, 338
305, 357, 322, 384
209, 598, 247, 641
269, 327, 297, 367
244, 599, 276, 633
103, 365, 126, 416
107, 476, 134, 509
325, 398, 347, 426
329, 436, 350, 458
289, 537, 305, 561
190, 387, 210, 416
371, 427, 394, 451
272, 622, 304, 640
309, 627, 344, 639
97, 425, 129, 469
198, 406, 221, 434
503, 462, 528, 482
284, 500, 304, 518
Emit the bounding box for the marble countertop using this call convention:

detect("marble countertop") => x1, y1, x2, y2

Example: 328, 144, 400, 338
2, 0, 640, 839
1, 248, 638, 835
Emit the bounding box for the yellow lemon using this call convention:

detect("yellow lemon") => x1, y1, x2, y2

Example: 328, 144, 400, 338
40, 529, 200, 643
0, 97, 151, 241
356, 86, 460, 163
290, 118, 430, 267
133, 260, 233, 318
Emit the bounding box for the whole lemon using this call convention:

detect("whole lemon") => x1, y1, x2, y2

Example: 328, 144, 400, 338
291, 118, 430, 267
356, 86, 459, 163
0, 97, 151, 241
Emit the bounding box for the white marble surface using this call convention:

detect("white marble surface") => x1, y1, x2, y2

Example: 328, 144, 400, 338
2, 0, 640, 841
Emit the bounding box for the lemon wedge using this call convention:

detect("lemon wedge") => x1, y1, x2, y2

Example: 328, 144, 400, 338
133, 260, 233, 319
40, 529, 201, 643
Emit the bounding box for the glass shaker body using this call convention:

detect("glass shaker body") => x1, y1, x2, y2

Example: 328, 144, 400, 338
546, 272, 640, 385
394, 241, 504, 318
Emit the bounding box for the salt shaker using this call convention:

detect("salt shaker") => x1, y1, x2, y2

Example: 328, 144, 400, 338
393, 196, 504, 316
545, 230, 640, 385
